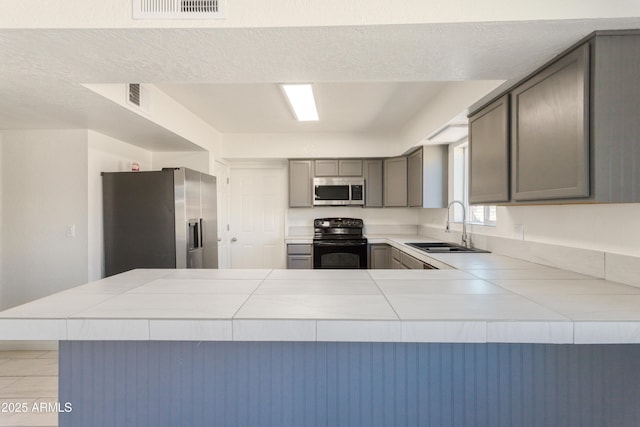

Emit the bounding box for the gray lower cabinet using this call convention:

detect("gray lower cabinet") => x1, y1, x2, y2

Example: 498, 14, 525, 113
384, 157, 408, 207
364, 159, 383, 207
511, 44, 590, 201
469, 94, 510, 204
391, 247, 402, 269
368, 244, 391, 269
400, 251, 423, 269
287, 244, 312, 269
390, 246, 436, 269
407, 148, 423, 207
288, 160, 313, 207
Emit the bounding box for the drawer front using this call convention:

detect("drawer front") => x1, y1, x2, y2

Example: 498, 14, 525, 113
287, 244, 312, 255
287, 255, 312, 269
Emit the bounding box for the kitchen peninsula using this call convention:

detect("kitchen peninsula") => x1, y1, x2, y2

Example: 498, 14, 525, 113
1, 246, 640, 426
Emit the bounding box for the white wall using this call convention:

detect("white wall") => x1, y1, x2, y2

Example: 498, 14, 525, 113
152, 151, 210, 173
498, 204, 640, 257
0, 130, 89, 310
84, 83, 221, 171
222, 132, 399, 159
287, 207, 420, 236
400, 81, 504, 150
419, 203, 640, 258
87, 131, 153, 281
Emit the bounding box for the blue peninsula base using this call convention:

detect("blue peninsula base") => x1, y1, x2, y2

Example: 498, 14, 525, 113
59, 341, 640, 427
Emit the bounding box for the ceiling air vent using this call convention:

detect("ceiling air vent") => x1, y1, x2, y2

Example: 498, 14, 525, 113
133, 0, 226, 19
127, 83, 150, 114
128, 83, 141, 107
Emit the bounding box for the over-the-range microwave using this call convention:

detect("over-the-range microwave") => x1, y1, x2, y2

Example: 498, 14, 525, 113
313, 177, 365, 206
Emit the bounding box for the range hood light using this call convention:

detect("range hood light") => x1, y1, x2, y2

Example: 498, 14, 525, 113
281, 83, 319, 121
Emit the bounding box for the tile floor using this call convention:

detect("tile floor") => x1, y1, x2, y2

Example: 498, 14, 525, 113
0, 350, 58, 427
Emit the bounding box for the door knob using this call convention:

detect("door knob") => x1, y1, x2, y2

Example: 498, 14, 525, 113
231, 237, 238, 242
218, 238, 222, 242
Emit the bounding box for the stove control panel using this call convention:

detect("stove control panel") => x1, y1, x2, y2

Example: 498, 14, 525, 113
314, 218, 363, 229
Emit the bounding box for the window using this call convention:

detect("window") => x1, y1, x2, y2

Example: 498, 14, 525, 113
451, 140, 496, 226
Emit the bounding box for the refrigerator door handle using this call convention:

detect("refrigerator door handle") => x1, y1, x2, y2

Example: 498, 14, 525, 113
199, 218, 204, 248
188, 219, 201, 250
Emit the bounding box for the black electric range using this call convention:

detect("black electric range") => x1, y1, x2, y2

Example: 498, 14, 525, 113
312, 218, 368, 269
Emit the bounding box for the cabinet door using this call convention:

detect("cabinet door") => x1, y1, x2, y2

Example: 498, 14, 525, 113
287, 255, 312, 269
400, 251, 424, 269
368, 244, 391, 269
511, 44, 590, 201
364, 159, 383, 207
314, 160, 339, 176
339, 160, 363, 176
289, 160, 313, 207
383, 157, 408, 207
407, 148, 423, 207
469, 94, 510, 204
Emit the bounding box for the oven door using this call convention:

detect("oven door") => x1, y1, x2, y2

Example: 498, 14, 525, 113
313, 240, 368, 269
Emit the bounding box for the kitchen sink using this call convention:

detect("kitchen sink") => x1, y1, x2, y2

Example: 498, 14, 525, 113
406, 242, 489, 253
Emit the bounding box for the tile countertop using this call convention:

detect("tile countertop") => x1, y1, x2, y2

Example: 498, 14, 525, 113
2, 251, 640, 344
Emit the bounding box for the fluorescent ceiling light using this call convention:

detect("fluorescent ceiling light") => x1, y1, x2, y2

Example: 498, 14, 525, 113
427, 124, 468, 144
280, 84, 319, 121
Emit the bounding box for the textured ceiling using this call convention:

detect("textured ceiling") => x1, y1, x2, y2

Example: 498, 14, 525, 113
1, 18, 640, 150
157, 82, 445, 133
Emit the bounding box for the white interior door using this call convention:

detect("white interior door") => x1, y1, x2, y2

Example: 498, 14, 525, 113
230, 165, 286, 269
215, 161, 231, 268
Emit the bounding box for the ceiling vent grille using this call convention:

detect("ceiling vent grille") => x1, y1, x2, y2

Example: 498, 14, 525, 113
128, 83, 141, 107
127, 83, 150, 114
133, 0, 225, 19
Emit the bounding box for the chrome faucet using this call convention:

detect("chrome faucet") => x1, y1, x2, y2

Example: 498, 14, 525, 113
445, 200, 469, 248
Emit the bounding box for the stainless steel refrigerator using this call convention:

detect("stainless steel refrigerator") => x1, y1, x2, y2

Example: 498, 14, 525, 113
102, 167, 218, 277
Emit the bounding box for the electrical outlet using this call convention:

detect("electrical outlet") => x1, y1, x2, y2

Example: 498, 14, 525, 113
511, 224, 524, 240
66, 224, 76, 238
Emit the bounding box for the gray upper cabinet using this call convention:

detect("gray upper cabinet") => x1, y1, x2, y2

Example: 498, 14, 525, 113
339, 159, 363, 176
314, 160, 339, 177
407, 148, 423, 207
383, 157, 408, 207
314, 159, 363, 177
469, 94, 510, 204
511, 44, 590, 201
468, 31, 640, 205
288, 160, 313, 207
590, 33, 640, 203
364, 159, 383, 207
288, 151, 426, 209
